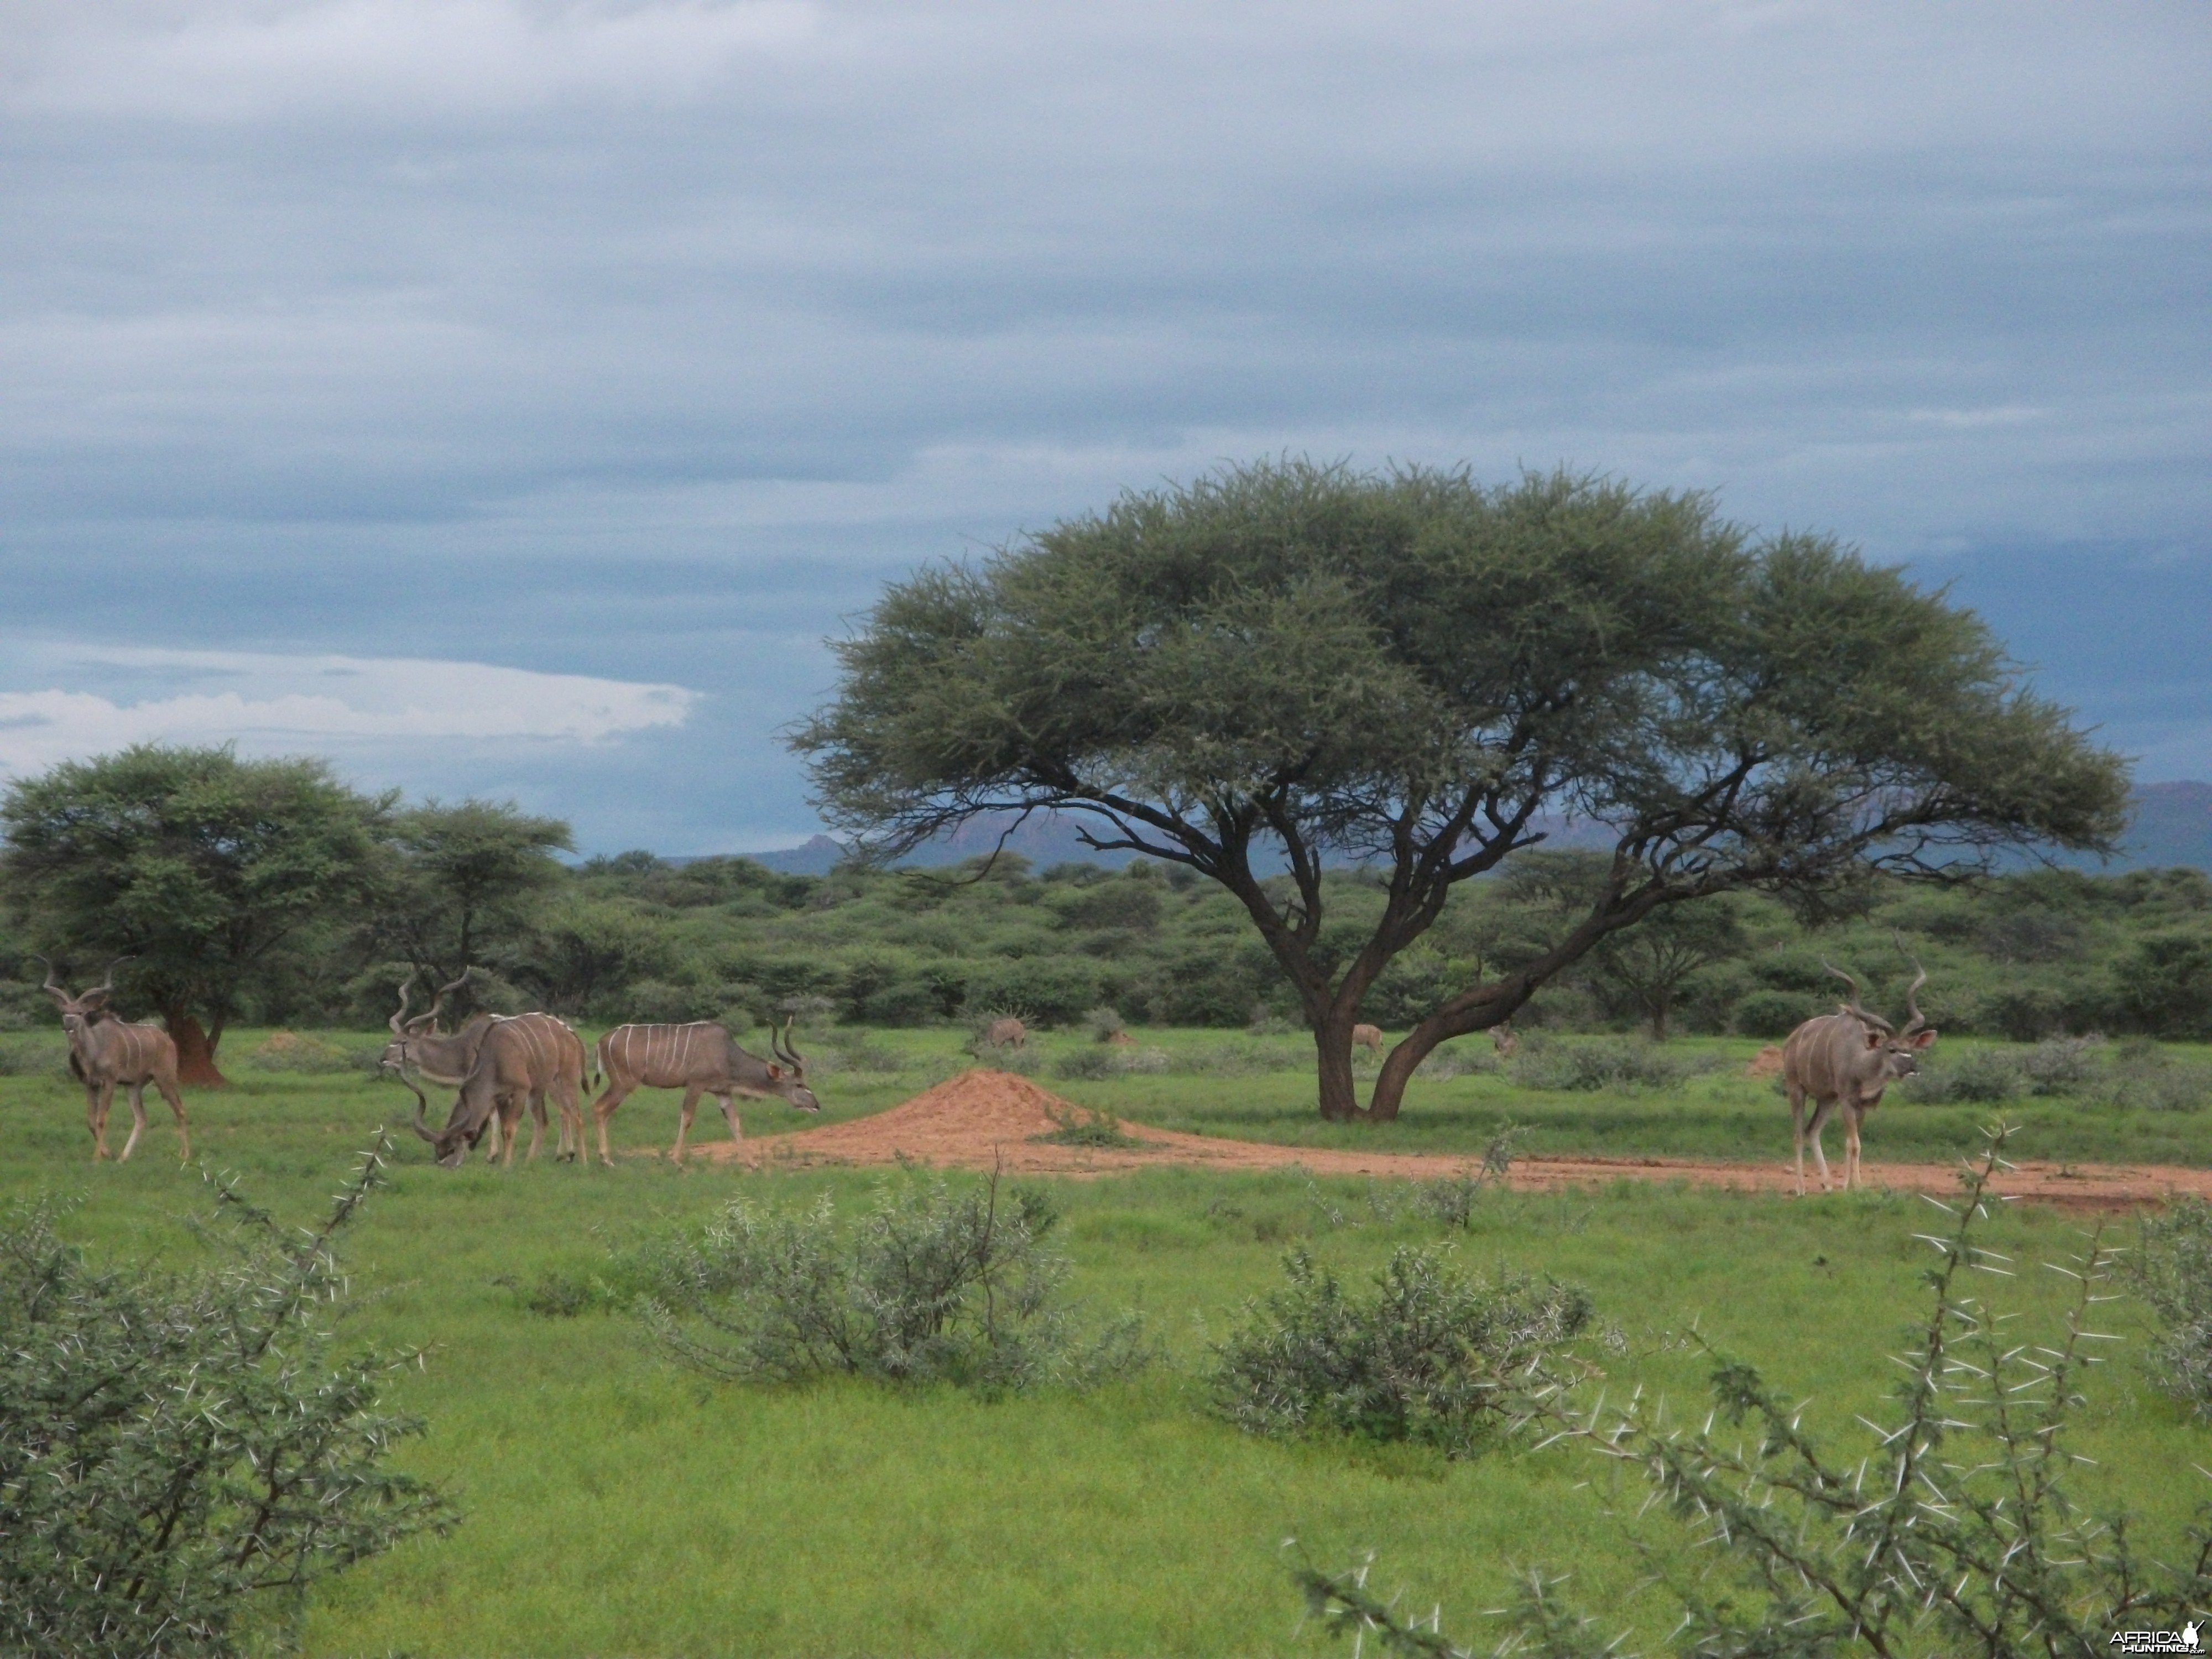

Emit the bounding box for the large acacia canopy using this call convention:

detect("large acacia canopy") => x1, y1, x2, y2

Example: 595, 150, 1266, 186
795, 461, 2128, 1119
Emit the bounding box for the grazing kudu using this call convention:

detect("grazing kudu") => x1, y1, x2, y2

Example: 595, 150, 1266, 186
383, 972, 560, 1162
982, 1016, 1027, 1050
591, 1019, 820, 1166
38, 957, 190, 1163
383, 973, 587, 1167
1352, 1023, 1384, 1055
1782, 961, 1937, 1193
1491, 1022, 1518, 1059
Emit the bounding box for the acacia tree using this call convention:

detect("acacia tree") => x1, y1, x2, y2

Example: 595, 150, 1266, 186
793, 461, 2129, 1121
361, 799, 572, 1015
0, 745, 390, 1084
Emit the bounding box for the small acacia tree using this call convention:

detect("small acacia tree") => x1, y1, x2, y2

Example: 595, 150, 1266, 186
360, 798, 573, 1016
794, 460, 2128, 1121
1, 745, 391, 1084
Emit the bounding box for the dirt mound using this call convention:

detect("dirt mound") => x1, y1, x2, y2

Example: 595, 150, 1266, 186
1746, 1045, 1786, 1078
696, 1069, 2212, 1209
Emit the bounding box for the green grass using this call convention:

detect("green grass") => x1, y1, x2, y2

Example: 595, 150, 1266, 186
4, 1029, 2211, 1655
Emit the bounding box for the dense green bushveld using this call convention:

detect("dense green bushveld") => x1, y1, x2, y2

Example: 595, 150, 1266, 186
7, 826, 2212, 1053
2, 1047, 2211, 1656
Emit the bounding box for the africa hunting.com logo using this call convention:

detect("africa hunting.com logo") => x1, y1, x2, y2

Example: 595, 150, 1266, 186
2111, 1620, 2203, 1653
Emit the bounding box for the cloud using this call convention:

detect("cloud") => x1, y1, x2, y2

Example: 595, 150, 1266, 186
0, 1, 2204, 849
4, 1, 821, 118
0, 647, 697, 778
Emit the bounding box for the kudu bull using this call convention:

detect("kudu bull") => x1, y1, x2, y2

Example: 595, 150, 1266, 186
591, 1019, 819, 1166
382, 972, 588, 1168
38, 957, 191, 1163
1782, 960, 1937, 1193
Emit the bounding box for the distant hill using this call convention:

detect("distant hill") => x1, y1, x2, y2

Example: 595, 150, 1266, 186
744, 784, 2212, 877
748, 814, 1140, 875
2119, 781, 2212, 870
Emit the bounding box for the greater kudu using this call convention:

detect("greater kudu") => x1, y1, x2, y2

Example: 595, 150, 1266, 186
590, 1018, 819, 1166
383, 972, 588, 1166
1782, 959, 1937, 1193
38, 957, 190, 1163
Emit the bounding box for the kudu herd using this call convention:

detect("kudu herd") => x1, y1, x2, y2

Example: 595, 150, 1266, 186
1782, 958, 1938, 1194
377, 969, 817, 1170
382, 971, 589, 1169
38, 957, 190, 1163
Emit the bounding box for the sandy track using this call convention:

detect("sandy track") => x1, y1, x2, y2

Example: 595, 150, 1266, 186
685, 1069, 2212, 1210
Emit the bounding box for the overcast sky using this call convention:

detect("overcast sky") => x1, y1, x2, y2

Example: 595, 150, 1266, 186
2, 1, 2205, 854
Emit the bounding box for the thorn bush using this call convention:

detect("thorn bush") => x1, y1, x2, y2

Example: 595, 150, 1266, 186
0, 1139, 456, 1658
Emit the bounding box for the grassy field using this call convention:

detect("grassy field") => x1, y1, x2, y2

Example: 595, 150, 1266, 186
3, 1027, 2210, 1656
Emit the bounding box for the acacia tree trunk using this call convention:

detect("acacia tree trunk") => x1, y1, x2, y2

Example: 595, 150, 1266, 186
1312, 1014, 1362, 1120
1368, 1004, 1518, 1122
164, 1009, 228, 1088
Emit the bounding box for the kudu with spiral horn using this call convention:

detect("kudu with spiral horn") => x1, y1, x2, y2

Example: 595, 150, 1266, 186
590, 1015, 819, 1167
1780, 956, 1937, 1193
37, 955, 190, 1163
380, 969, 588, 1167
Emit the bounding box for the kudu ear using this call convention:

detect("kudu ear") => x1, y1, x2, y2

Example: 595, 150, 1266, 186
765, 1063, 784, 1080
1863, 1028, 1884, 1050
1907, 1028, 1938, 1049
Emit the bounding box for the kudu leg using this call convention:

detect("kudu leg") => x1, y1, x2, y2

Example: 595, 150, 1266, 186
521, 1091, 547, 1164
1788, 1084, 1808, 1197
1804, 1100, 1835, 1193
553, 1083, 581, 1162
158, 1078, 190, 1161
591, 1081, 635, 1168
86, 1083, 112, 1161
719, 1093, 742, 1146
1844, 1108, 1863, 1191
117, 1082, 150, 1164
672, 1084, 705, 1166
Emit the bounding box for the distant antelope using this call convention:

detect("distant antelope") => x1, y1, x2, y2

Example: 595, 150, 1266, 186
591, 1019, 820, 1166
1490, 1022, 1519, 1058
1352, 1023, 1384, 1055
982, 1016, 1027, 1050
38, 957, 190, 1163
1783, 960, 1937, 1193
383, 972, 587, 1165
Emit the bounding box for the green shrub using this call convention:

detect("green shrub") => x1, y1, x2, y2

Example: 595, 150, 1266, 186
1052, 1046, 1168, 1081
1083, 1005, 1128, 1041
1982, 983, 2069, 1042
1208, 1245, 1593, 1456
1412, 1044, 1496, 1081
0, 1036, 70, 1078
2140, 1197, 2212, 1415
0, 1145, 455, 1659
641, 1172, 1146, 1394
1906, 1046, 2021, 1104
1033, 1098, 1142, 1147
242, 1031, 354, 1073
1298, 1133, 2212, 1659
1508, 1038, 1719, 1092
2020, 1034, 2101, 1094
820, 1034, 912, 1074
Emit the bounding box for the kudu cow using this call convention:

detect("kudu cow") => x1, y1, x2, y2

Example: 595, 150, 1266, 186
38, 957, 190, 1163
1354, 1021, 1514, 1058
1782, 961, 1937, 1194
382, 973, 587, 1168
591, 1019, 820, 1166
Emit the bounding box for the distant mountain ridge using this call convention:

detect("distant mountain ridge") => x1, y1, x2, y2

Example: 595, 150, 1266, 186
743, 783, 2212, 875
2120, 780, 2212, 870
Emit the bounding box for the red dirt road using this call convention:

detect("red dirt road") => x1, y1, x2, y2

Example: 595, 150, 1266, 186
695, 1069, 2212, 1211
